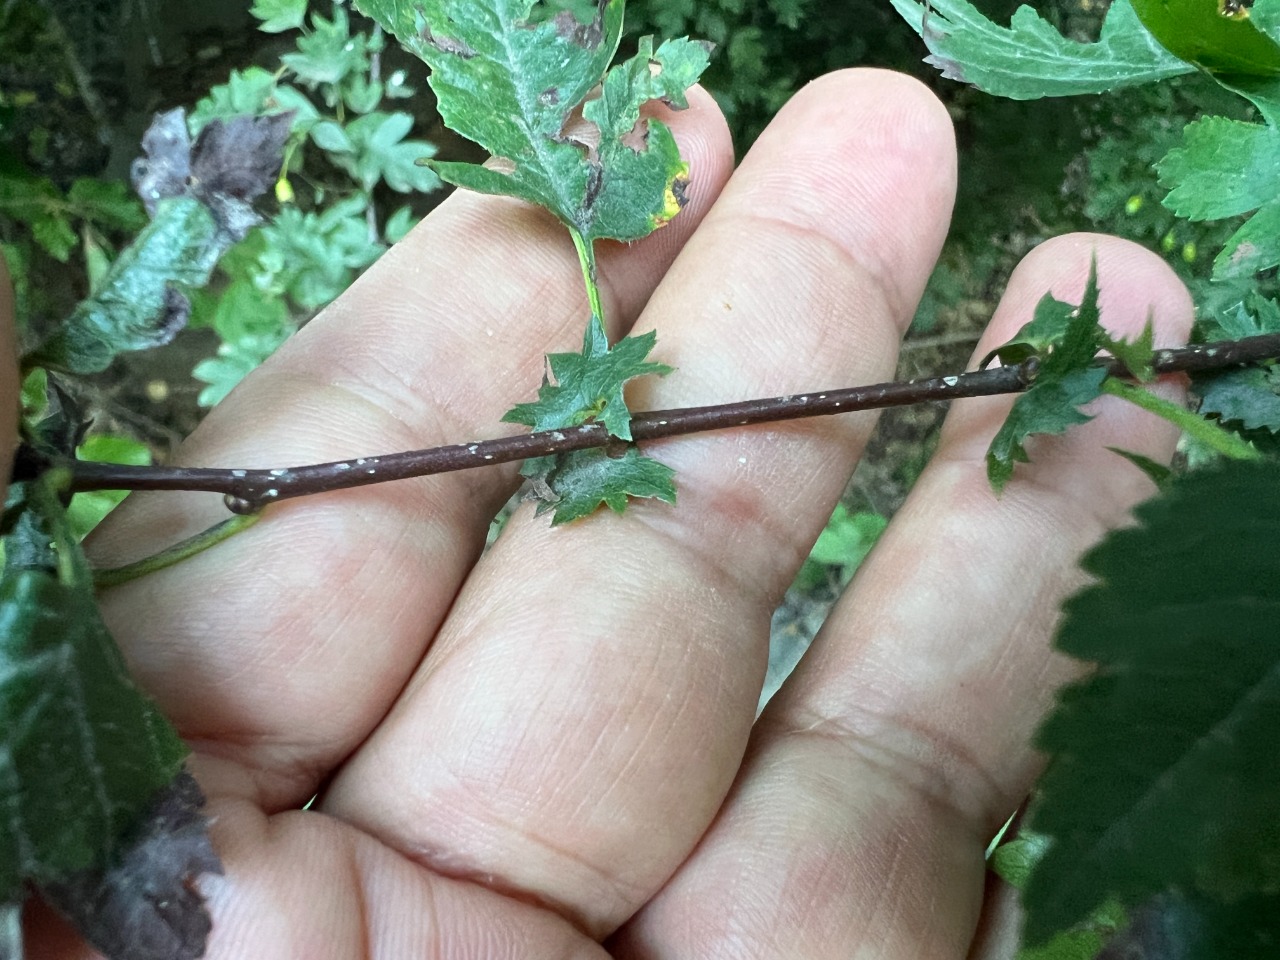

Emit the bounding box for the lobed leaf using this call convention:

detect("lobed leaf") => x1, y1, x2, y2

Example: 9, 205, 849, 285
1023, 459, 1280, 944
190, 68, 319, 135
502, 314, 670, 441
985, 269, 1109, 492
311, 111, 440, 193
889, 0, 1193, 101
250, 0, 308, 33
281, 7, 371, 92
0, 172, 78, 261
356, 0, 710, 242
1214, 197, 1280, 280
1158, 117, 1280, 222
531, 445, 676, 525
987, 366, 1107, 492
981, 291, 1077, 369
1196, 297, 1280, 432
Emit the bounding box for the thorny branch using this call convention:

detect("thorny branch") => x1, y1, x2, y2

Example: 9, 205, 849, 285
14, 333, 1280, 514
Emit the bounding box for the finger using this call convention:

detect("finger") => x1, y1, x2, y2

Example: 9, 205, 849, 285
26, 803, 610, 960
322, 69, 957, 937
87, 87, 735, 810
612, 235, 1194, 958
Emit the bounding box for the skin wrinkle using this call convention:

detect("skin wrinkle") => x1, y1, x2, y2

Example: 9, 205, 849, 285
349, 839, 373, 960
727, 210, 913, 336
763, 709, 1005, 832
729, 83, 954, 317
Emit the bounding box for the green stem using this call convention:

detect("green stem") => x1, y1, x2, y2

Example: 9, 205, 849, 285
93, 512, 264, 589
569, 226, 604, 322
1101, 378, 1261, 461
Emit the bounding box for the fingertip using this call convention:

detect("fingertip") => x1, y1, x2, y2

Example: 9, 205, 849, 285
949, 232, 1195, 490
730, 67, 958, 324
977, 233, 1194, 357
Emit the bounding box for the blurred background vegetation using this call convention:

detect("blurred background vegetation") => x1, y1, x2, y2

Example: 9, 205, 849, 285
0, 0, 1260, 677
0, 0, 1248, 435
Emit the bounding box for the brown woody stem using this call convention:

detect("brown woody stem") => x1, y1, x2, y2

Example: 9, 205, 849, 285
16, 333, 1280, 514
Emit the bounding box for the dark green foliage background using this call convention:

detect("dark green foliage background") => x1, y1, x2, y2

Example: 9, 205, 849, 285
2, 0, 1247, 352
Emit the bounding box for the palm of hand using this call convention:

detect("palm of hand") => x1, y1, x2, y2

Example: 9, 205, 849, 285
24, 69, 1191, 959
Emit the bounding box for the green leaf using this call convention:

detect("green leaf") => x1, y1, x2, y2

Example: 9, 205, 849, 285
1158, 117, 1280, 221
257, 193, 383, 310
1102, 318, 1155, 382
991, 832, 1129, 959
534, 445, 676, 525
1198, 367, 1280, 432
193, 349, 263, 408
341, 73, 385, 115
250, 0, 308, 33
1214, 195, 1280, 279
309, 119, 354, 154
985, 268, 1111, 492
190, 68, 319, 135
192, 277, 294, 406
0, 171, 76, 260
384, 204, 418, 243
502, 314, 671, 442
82, 229, 113, 295
66, 179, 147, 234
27, 197, 221, 374
794, 505, 887, 590
991, 832, 1052, 890
357, 0, 711, 242
1130, 0, 1280, 76
282, 7, 370, 96
30, 215, 76, 261
19, 367, 47, 419
320, 112, 440, 193
1255, 0, 1280, 43
1198, 292, 1280, 341
0, 481, 187, 897
981, 291, 1078, 369
988, 366, 1108, 492
1106, 447, 1175, 488
1023, 459, 1280, 944
888, 0, 1194, 100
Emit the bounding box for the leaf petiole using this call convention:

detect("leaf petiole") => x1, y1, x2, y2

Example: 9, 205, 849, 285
1100, 377, 1261, 461
93, 511, 265, 589
569, 226, 604, 323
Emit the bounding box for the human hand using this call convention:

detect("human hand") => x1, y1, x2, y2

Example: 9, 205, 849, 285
23, 68, 1192, 958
